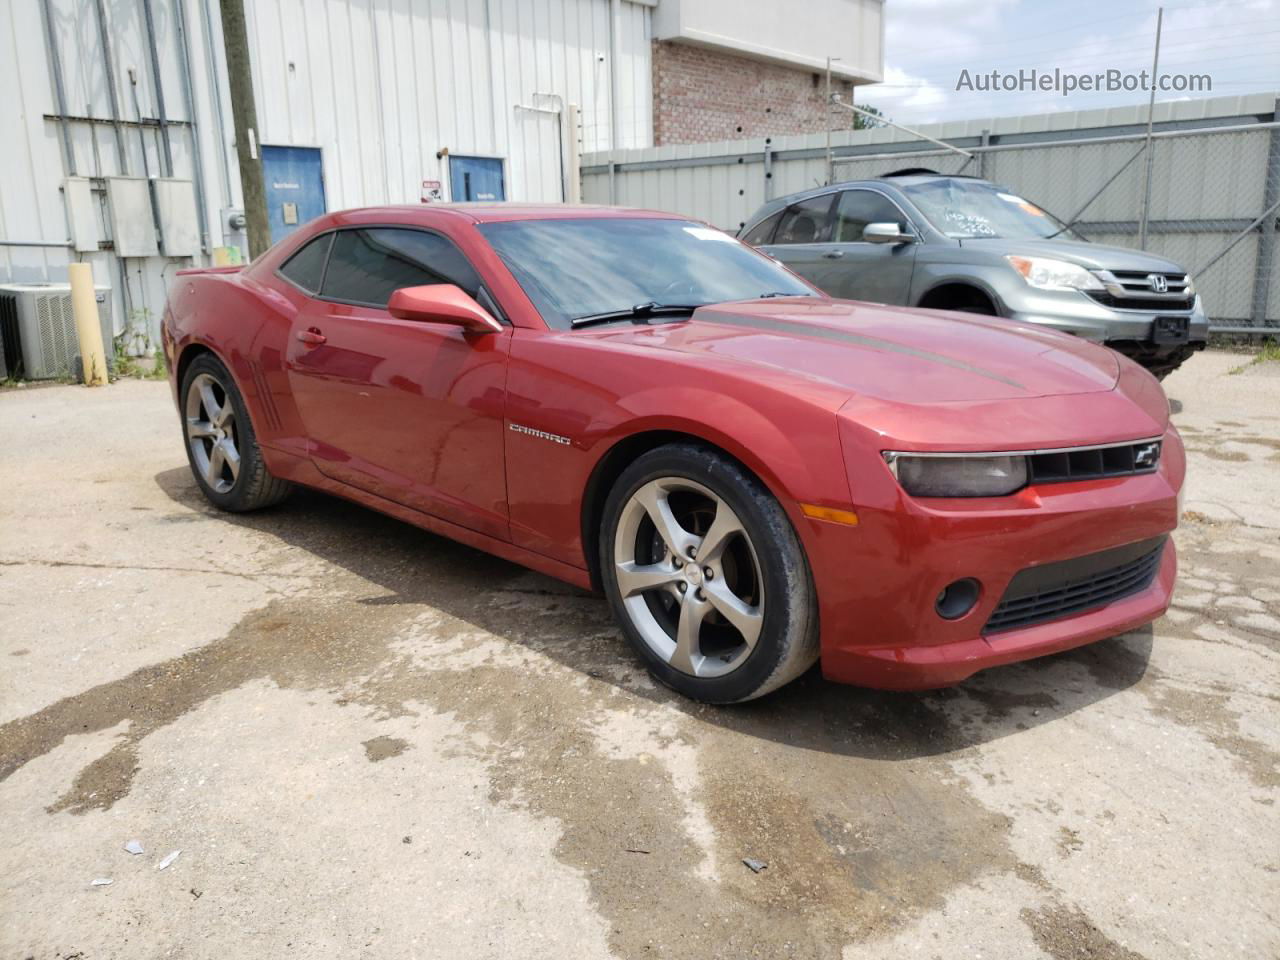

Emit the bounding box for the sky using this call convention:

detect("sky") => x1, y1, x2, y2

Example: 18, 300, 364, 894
865, 0, 1280, 125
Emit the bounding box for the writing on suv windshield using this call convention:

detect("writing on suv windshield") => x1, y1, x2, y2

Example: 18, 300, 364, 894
479, 218, 814, 329
900, 180, 1076, 241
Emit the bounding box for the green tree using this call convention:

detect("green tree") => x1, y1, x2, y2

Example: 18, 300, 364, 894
851, 104, 886, 130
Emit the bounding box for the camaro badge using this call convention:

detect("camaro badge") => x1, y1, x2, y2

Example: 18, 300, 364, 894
1134, 442, 1160, 468
510, 423, 572, 446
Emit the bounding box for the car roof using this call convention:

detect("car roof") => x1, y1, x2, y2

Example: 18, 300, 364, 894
326, 204, 690, 225
741, 172, 991, 233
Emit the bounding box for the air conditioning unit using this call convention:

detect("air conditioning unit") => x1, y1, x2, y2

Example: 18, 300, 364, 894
0, 282, 114, 380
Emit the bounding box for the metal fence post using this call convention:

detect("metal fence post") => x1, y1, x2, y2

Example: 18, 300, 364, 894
763, 142, 774, 202
978, 129, 990, 179
1137, 7, 1164, 250
1250, 99, 1280, 327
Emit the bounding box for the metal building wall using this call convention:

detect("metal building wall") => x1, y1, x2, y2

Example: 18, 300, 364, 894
0, 0, 653, 349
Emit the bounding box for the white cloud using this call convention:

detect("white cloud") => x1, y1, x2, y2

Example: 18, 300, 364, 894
861, 0, 1280, 125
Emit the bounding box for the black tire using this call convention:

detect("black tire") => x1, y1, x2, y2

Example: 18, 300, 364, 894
180, 353, 292, 512
920, 287, 998, 316
599, 443, 819, 703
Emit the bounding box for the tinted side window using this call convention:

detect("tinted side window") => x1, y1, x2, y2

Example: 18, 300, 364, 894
833, 190, 908, 242
320, 228, 481, 306
741, 210, 783, 246
773, 195, 835, 245
279, 234, 332, 293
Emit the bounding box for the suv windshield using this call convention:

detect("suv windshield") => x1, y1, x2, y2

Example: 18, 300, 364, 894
478, 218, 814, 328
899, 178, 1078, 241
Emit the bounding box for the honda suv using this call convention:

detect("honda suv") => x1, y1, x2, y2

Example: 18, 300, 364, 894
740, 171, 1208, 378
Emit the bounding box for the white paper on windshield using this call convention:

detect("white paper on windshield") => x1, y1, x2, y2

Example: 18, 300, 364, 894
683, 226, 737, 243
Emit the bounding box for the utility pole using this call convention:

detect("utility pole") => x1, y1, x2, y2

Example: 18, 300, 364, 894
1138, 6, 1163, 250
219, 0, 270, 258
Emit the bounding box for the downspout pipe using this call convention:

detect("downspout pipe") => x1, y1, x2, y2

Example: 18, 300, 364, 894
174, 0, 212, 254
142, 0, 175, 177
609, 0, 622, 151
38, 0, 76, 176
93, 0, 131, 173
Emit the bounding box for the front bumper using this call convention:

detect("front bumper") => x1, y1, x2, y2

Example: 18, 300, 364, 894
808, 426, 1184, 691
821, 540, 1175, 689
1004, 290, 1209, 344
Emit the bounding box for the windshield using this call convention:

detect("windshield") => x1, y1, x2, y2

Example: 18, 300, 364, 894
899, 179, 1078, 240
478, 218, 815, 329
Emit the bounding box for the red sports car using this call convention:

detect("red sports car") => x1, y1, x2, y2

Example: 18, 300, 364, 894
162, 204, 1182, 702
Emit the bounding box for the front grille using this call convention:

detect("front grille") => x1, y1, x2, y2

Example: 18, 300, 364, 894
1089, 270, 1194, 312
985, 536, 1166, 633
1086, 290, 1195, 312
1028, 439, 1162, 484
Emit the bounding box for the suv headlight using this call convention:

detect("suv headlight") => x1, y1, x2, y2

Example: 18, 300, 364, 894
885, 453, 1028, 498
1005, 255, 1104, 292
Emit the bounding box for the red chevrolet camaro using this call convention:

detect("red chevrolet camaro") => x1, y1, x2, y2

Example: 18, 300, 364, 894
162, 204, 1182, 702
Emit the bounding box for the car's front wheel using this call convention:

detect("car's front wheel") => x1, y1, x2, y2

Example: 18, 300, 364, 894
599, 444, 819, 703
180, 353, 292, 512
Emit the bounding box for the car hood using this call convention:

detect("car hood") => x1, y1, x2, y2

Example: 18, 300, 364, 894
958, 237, 1187, 274
591, 297, 1120, 404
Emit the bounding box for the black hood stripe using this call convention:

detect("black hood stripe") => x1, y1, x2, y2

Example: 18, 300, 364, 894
693, 310, 1028, 391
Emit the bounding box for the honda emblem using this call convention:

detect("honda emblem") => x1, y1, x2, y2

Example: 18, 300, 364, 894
1148, 273, 1169, 293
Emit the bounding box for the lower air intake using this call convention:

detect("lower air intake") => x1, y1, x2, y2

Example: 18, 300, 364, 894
985, 537, 1166, 633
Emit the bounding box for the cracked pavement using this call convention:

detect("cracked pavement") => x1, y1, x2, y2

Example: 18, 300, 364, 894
1, 349, 1277, 959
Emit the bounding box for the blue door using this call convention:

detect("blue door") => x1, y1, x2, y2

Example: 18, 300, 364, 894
449, 155, 506, 202
262, 146, 326, 245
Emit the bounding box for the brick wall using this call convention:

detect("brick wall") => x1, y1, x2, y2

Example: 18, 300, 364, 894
651, 40, 857, 146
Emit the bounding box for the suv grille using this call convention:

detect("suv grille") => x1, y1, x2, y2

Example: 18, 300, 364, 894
985, 537, 1166, 633
1089, 270, 1194, 312
1086, 290, 1195, 312
1028, 439, 1161, 484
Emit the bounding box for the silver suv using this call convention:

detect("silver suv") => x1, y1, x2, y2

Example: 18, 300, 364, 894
740, 171, 1208, 378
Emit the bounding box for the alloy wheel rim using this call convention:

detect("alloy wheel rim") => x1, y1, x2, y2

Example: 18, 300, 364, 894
185, 372, 241, 494
614, 477, 764, 678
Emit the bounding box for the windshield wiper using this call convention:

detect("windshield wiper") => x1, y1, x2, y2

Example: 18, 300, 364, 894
757, 291, 814, 299
570, 301, 705, 329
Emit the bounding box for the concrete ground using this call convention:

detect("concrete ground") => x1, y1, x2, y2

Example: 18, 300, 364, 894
1, 349, 1277, 960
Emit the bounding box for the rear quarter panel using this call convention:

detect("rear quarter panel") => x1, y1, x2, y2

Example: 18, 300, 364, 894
164, 267, 309, 467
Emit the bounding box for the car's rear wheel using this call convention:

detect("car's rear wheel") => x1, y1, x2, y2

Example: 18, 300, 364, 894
599, 444, 818, 703
181, 353, 292, 512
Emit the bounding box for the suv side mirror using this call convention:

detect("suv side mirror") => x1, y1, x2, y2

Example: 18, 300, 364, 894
387, 284, 502, 334
864, 222, 915, 245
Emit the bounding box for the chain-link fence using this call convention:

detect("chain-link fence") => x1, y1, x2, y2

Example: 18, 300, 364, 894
582, 95, 1280, 333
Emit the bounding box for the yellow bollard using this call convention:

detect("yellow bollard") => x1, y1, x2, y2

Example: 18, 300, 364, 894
68, 262, 109, 386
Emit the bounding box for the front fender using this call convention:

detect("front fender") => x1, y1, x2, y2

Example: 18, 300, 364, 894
503, 333, 854, 569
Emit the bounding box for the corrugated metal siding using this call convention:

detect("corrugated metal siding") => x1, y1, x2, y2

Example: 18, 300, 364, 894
1, 0, 652, 344
246, 0, 650, 208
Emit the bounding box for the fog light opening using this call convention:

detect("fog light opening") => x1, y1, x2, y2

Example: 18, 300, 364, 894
936, 578, 980, 620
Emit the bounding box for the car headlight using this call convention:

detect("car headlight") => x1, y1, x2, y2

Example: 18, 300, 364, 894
1184, 275, 1196, 296
1005, 255, 1104, 292
884, 453, 1028, 498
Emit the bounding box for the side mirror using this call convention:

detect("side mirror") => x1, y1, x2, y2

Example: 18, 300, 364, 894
386, 284, 502, 334
863, 222, 915, 245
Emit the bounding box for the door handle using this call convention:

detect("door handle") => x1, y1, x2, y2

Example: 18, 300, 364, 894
822, 250, 845, 259
296, 328, 326, 346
